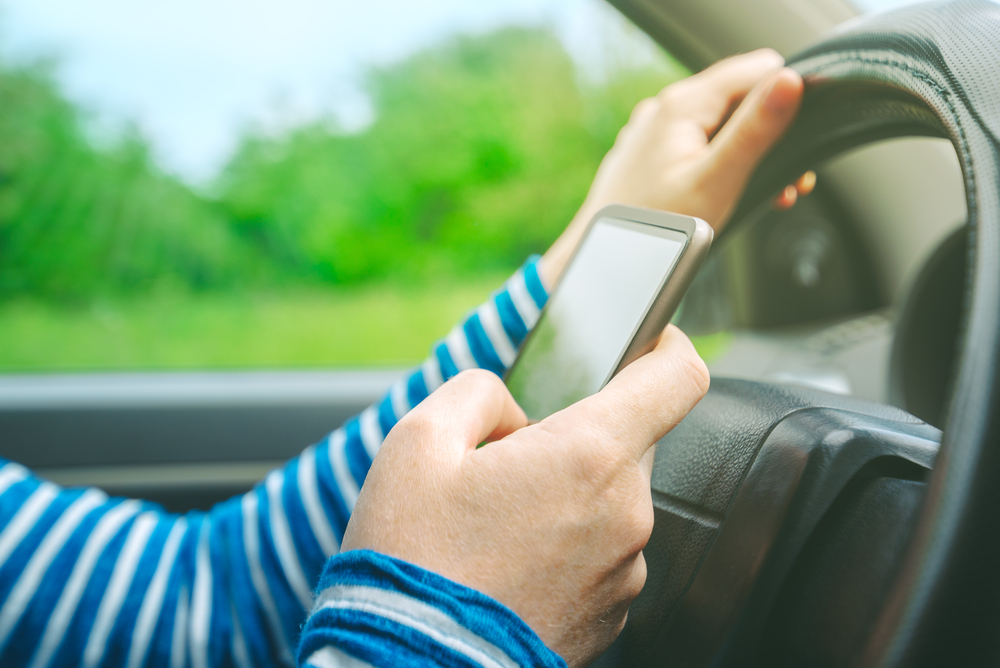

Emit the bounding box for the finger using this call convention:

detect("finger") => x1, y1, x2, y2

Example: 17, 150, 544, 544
400, 369, 528, 459
796, 170, 817, 196
707, 67, 803, 199
560, 325, 710, 462
772, 169, 817, 210
639, 446, 656, 483
772, 184, 798, 210
674, 49, 785, 134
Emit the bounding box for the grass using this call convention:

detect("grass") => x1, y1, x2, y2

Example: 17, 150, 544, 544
0, 281, 732, 373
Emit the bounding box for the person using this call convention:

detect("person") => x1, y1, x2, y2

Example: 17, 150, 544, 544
0, 49, 804, 668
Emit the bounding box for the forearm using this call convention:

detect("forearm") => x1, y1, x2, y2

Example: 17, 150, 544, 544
0, 258, 550, 668
224, 255, 551, 660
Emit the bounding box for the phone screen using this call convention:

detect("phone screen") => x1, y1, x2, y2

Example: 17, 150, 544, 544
506, 217, 689, 421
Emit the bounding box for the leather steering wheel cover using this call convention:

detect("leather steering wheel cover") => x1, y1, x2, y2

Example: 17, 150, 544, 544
724, 1, 1000, 663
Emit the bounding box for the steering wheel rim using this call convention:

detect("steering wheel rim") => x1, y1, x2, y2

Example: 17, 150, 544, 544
722, 0, 1000, 663
595, 2, 1000, 666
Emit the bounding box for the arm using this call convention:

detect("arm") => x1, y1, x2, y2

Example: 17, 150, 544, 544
0, 260, 548, 668
540, 49, 803, 287
299, 53, 806, 668
0, 50, 803, 668
298, 550, 567, 668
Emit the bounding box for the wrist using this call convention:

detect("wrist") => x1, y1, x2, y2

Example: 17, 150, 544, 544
300, 550, 568, 668
540, 206, 594, 287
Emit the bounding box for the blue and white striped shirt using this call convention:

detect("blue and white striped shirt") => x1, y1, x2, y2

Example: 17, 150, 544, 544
0, 258, 566, 668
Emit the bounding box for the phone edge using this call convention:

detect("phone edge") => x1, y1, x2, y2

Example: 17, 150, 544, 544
610, 212, 714, 379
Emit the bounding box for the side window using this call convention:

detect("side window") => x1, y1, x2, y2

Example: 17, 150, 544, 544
0, 0, 687, 373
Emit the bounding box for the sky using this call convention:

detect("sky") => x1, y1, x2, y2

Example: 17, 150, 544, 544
0, 0, 654, 186
2, 0, 983, 186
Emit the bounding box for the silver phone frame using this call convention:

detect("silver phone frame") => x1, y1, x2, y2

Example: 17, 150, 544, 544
504, 203, 714, 400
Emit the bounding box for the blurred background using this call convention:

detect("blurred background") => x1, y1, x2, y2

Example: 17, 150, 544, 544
0, 0, 689, 372
1, 0, 970, 507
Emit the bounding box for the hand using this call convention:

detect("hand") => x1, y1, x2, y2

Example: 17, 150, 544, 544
341, 325, 709, 667
541, 49, 804, 286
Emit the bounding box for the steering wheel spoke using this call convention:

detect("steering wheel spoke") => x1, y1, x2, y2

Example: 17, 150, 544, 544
596, 379, 939, 667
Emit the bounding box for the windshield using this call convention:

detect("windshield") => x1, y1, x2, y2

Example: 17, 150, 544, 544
0, 0, 687, 373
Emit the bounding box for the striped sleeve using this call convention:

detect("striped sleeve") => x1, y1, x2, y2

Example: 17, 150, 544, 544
0, 257, 549, 668
297, 551, 567, 668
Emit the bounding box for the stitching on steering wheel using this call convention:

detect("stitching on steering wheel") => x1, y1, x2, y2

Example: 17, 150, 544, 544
802, 53, 978, 223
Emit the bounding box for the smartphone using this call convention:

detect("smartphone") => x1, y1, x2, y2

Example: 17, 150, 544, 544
504, 204, 713, 422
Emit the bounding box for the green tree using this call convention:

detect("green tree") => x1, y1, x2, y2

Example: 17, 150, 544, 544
0, 61, 245, 300
0, 26, 686, 300
217, 27, 686, 286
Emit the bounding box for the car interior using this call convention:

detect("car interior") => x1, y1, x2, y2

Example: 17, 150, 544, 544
2, 0, 997, 665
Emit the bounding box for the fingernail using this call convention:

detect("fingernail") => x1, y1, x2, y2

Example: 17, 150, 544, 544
753, 47, 785, 68
798, 170, 817, 194
764, 71, 791, 115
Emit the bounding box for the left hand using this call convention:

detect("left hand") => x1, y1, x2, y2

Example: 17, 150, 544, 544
541, 49, 805, 286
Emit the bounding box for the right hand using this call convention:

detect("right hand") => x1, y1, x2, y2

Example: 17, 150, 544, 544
341, 325, 710, 667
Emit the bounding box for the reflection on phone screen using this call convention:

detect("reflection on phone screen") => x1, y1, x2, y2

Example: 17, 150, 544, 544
506, 218, 686, 421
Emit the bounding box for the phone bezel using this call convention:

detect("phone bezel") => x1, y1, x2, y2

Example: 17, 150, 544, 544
504, 204, 713, 413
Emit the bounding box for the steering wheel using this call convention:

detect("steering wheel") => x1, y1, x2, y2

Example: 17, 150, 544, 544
592, 1, 1000, 666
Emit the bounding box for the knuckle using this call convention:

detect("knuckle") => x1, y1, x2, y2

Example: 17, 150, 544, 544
674, 344, 711, 398
730, 120, 767, 156
454, 368, 505, 396
752, 47, 784, 67
613, 552, 648, 608
623, 495, 655, 551
395, 407, 437, 442
628, 553, 648, 600
657, 81, 686, 107
631, 96, 657, 118
577, 443, 624, 487
637, 502, 656, 541
454, 367, 491, 385
625, 97, 659, 130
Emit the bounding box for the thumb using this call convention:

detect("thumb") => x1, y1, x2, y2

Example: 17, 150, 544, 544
707, 67, 803, 198
554, 325, 710, 463
398, 369, 528, 460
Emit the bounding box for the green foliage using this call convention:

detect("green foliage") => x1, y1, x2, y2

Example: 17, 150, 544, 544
218, 27, 686, 285
0, 26, 687, 302
0, 278, 510, 371
0, 62, 249, 300
0, 285, 729, 372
